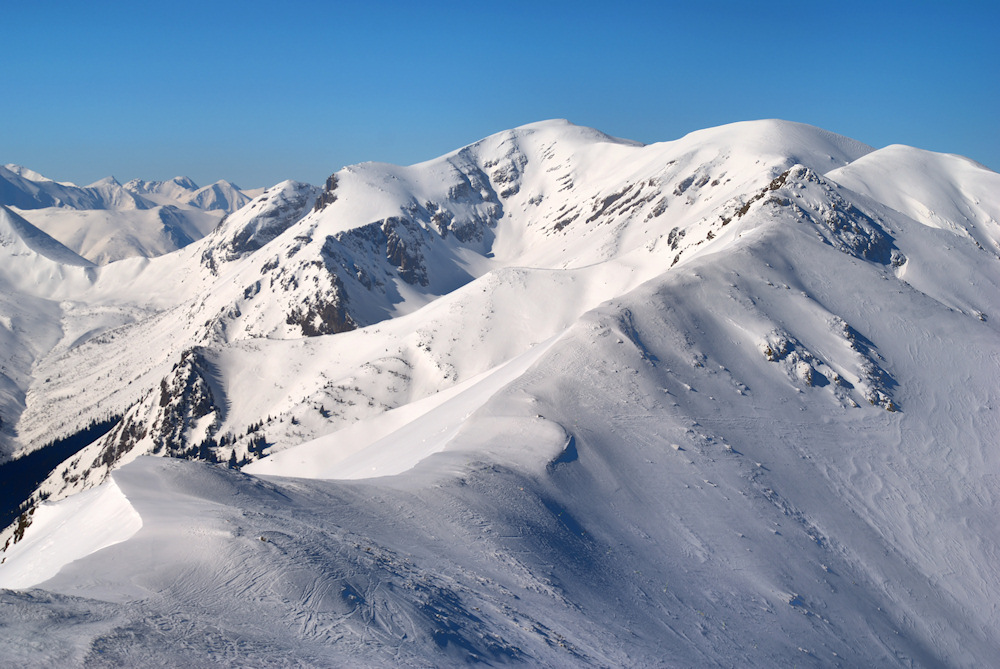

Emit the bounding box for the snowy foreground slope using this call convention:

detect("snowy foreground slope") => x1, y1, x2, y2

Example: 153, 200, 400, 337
1, 120, 1000, 666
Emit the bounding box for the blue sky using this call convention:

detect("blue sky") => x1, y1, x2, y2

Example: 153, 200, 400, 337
3, 1, 997, 188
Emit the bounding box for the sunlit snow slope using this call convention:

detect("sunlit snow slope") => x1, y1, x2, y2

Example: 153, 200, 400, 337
1, 120, 999, 667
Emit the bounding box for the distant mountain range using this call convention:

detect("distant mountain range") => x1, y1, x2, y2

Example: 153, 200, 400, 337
0, 164, 252, 264
0, 120, 998, 666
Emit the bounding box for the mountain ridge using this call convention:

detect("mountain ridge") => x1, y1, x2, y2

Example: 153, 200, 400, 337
0, 119, 998, 666
0, 165, 254, 265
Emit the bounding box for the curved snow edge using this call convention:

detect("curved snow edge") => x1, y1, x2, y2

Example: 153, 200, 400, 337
245, 333, 565, 480
0, 478, 142, 590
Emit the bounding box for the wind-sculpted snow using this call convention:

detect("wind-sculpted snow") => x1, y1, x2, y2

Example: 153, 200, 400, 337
1, 119, 1000, 666
0, 206, 95, 268
0, 477, 139, 589
0, 457, 644, 665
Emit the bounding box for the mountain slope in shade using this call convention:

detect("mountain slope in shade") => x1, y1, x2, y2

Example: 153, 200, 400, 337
0, 120, 998, 666
16, 205, 223, 265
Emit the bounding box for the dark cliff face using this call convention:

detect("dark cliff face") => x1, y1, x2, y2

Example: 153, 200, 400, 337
313, 174, 339, 212
90, 348, 224, 475
284, 254, 357, 337
201, 182, 321, 273
150, 348, 224, 456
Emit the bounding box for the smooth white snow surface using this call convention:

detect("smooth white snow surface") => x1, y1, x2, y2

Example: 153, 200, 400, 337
0, 479, 140, 590
14, 206, 224, 265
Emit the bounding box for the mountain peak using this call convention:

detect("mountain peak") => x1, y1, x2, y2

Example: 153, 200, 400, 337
169, 175, 199, 190
87, 176, 122, 188
2, 164, 56, 183
1, 120, 999, 667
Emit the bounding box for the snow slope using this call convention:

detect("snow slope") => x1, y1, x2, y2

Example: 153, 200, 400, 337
0, 478, 140, 589
0, 205, 95, 268
0, 119, 999, 666
12, 206, 223, 265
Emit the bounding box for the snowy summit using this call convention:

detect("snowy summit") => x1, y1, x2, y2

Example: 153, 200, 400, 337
0, 119, 999, 667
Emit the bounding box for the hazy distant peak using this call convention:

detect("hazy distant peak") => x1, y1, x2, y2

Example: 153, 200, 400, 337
2, 164, 55, 183
170, 175, 199, 190
86, 176, 122, 188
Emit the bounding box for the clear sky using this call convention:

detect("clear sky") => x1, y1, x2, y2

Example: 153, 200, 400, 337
3, 1, 997, 189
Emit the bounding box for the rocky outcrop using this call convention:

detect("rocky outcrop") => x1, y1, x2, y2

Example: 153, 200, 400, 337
202, 181, 320, 272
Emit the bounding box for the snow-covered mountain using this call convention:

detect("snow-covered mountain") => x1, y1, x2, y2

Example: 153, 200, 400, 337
123, 174, 251, 212
1, 164, 142, 211
0, 166, 254, 264
1, 119, 999, 666
122, 175, 201, 203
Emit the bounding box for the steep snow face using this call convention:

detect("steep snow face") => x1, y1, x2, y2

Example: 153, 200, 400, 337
0, 206, 95, 269
0, 291, 65, 459
189, 119, 871, 341
0, 207, 98, 456
0, 120, 931, 477
1, 119, 1000, 666
0, 477, 140, 589
442, 118, 872, 272
0, 205, 98, 306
